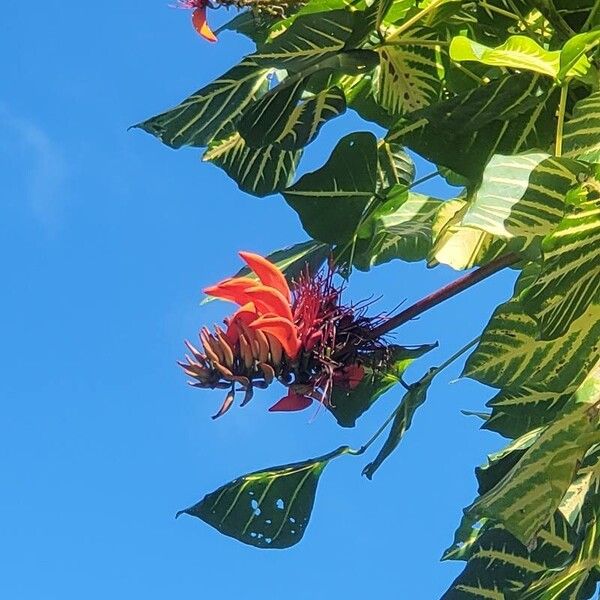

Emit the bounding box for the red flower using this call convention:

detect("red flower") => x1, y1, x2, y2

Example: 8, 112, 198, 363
174, 0, 217, 43
181, 252, 386, 418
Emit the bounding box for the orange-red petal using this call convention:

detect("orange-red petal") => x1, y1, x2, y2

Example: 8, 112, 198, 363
249, 315, 301, 359
239, 251, 291, 302
225, 303, 258, 344
269, 391, 312, 412
203, 277, 257, 305
243, 285, 294, 322
192, 7, 217, 42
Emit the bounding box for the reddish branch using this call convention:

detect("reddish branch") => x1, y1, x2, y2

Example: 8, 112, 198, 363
370, 252, 521, 339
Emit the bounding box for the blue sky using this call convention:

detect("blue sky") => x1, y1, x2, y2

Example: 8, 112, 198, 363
1, 4, 517, 598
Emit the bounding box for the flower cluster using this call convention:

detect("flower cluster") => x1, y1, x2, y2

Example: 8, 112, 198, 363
174, 0, 308, 42
180, 252, 387, 418
174, 0, 218, 42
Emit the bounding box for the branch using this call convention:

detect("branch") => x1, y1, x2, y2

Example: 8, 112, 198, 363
370, 252, 521, 338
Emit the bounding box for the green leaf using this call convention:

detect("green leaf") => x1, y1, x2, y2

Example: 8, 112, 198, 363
204, 132, 302, 197
388, 73, 557, 180
521, 196, 600, 339
362, 368, 436, 479
176, 446, 349, 549
450, 34, 560, 78
134, 58, 269, 149
283, 132, 378, 244
215, 11, 274, 43
467, 364, 600, 545
560, 445, 600, 526
376, 140, 415, 192
328, 344, 436, 427
376, 30, 443, 116
557, 29, 600, 82
462, 152, 584, 241
464, 299, 600, 391
429, 198, 508, 270
239, 78, 347, 150
237, 49, 378, 150
251, 10, 356, 69
442, 514, 577, 599
563, 91, 600, 163
341, 73, 397, 129
353, 190, 443, 269
475, 428, 543, 496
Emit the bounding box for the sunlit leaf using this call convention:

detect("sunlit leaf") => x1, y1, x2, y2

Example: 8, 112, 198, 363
462, 152, 584, 241
135, 58, 269, 149
376, 29, 443, 116
521, 195, 600, 339
450, 34, 561, 77
388, 73, 557, 180
563, 91, 600, 163
204, 132, 302, 197
467, 363, 600, 545
353, 189, 443, 269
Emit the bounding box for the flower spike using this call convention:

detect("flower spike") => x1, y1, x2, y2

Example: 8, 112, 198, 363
182, 252, 390, 418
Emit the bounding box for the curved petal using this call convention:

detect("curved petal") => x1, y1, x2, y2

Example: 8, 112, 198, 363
269, 391, 312, 412
192, 7, 217, 42
239, 251, 291, 302
203, 277, 257, 305
244, 285, 294, 322
250, 314, 301, 359
225, 303, 258, 344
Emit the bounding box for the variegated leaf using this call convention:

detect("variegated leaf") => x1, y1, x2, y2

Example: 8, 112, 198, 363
134, 58, 269, 149
177, 446, 349, 549
204, 132, 302, 197
283, 131, 378, 244
376, 140, 415, 191
464, 300, 600, 391
429, 198, 508, 270
468, 364, 600, 545
521, 196, 600, 339
376, 33, 443, 116
388, 73, 558, 180
563, 92, 600, 163
462, 152, 584, 241
519, 506, 600, 599
251, 10, 355, 69
442, 515, 576, 599
560, 444, 600, 526
353, 190, 443, 269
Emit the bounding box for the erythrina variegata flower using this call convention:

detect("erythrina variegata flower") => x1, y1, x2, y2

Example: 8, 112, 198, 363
180, 252, 392, 418
174, 0, 217, 42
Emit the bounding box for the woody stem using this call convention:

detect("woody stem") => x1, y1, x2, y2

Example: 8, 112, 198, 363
369, 252, 521, 339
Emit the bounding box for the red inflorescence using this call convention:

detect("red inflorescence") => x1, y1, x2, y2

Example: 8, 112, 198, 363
180, 252, 386, 418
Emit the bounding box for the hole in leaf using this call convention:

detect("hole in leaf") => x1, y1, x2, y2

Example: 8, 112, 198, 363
276, 498, 285, 510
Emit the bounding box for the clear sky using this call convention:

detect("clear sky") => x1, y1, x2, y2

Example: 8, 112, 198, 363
2, 4, 517, 598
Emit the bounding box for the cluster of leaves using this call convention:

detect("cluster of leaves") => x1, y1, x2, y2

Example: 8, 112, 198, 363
138, 0, 600, 596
